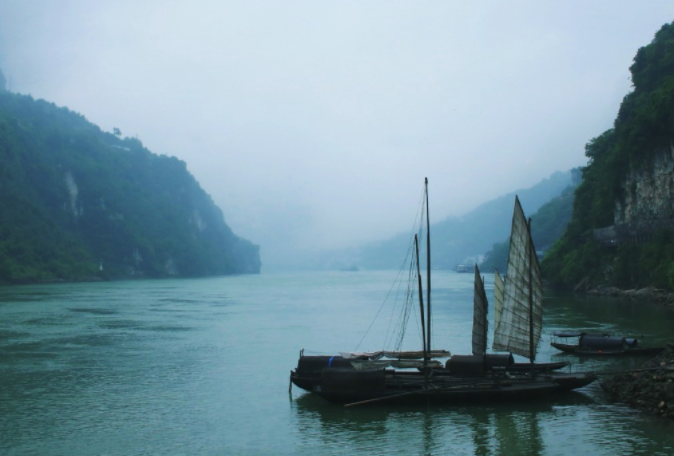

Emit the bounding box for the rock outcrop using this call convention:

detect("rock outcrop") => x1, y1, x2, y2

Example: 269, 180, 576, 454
615, 143, 674, 226
601, 343, 674, 419
587, 286, 674, 306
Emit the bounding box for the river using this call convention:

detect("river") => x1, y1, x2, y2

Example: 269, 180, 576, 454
1, 271, 674, 455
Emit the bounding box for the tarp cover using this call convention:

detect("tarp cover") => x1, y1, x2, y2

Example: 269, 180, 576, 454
579, 335, 630, 350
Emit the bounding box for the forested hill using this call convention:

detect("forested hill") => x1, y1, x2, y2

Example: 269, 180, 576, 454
0, 85, 260, 284
543, 21, 674, 291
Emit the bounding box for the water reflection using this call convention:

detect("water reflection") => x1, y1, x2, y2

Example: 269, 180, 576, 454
291, 393, 600, 456
3, 274, 674, 455
290, 382, 674, 456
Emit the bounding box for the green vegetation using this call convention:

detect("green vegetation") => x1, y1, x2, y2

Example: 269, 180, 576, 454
542, 22, 674, 291
0, 89, 260, 284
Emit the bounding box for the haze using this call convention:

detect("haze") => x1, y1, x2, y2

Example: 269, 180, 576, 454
0, 1, 672, 270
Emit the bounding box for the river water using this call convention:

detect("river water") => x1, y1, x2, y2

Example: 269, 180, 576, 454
1, 271, 674, 455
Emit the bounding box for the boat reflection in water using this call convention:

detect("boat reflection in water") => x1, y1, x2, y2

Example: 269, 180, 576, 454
291, 392, 596, 455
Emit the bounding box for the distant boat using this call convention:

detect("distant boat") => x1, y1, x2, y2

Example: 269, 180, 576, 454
455, 264, 470, 273
551, 331, 665, 356
289, 186, 595, 406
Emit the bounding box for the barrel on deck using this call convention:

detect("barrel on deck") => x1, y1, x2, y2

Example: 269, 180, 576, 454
445, 354, 514, 377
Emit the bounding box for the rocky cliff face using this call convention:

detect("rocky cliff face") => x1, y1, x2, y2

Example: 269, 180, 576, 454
615, 143, 674, 226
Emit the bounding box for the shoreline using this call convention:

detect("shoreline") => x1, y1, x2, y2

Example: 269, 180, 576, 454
601, 343, 674, 419
586, 285, 674, 306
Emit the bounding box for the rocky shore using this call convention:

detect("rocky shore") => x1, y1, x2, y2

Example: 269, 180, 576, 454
601, 343, 674, 419
587, 286, 674, 306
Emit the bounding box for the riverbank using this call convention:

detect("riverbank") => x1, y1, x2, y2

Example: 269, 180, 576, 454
587, 285, 674, 306
601, 343, 674, 419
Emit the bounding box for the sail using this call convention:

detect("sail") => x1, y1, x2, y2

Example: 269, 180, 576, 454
471, 265, 488, 355
493, 268, 504, 335
492, 196, 543, 361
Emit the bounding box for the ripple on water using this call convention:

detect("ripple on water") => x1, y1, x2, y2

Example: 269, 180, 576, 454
0, 329, 32, 341
51, 334, 118, 347
144, 325, 192, 332
96, 319, 143, 330
67, 308, 117, 315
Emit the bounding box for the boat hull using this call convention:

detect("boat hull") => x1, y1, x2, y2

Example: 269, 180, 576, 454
509, 361, 568, 372
551, 342, 664, 357
291, 365, 597, 406
290, 359, 571, 393
549, 372, 597, 391
314, 380, 561, 406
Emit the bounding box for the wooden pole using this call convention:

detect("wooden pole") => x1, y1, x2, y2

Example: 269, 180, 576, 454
425, 177, 431, 358
414, 234, 427, 363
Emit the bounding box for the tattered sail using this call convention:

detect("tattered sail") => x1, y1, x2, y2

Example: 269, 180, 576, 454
492, 196, 543, 361
493, 268, 504, 335
471, 265, 488, 355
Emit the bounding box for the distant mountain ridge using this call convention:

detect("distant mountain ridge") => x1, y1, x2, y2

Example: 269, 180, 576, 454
0, 87, 260, 283
481, 169, 581, 273
313, 170, 575, 271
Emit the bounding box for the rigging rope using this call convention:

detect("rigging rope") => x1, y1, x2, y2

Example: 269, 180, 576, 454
353, 184, 430, 354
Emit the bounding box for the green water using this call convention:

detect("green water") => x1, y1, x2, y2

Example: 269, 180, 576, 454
1, 271, 673, 455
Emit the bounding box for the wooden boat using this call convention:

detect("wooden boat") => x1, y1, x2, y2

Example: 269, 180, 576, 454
289, 184, 595, 406
551, 331, 664, 356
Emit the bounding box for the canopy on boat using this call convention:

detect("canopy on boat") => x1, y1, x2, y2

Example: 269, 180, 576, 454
579, 335, 637, 349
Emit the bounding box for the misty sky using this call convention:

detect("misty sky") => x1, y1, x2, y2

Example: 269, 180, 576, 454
0, 1, 672, 268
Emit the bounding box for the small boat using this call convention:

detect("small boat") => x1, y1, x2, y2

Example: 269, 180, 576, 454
289, 183, 595, 406
551, 331, 664, 356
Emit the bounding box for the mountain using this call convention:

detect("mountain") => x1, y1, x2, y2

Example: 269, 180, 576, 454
0, 85, 260, 284
543, 21, 674, 291
481, 168, 581, 273
313, 170, 575, 271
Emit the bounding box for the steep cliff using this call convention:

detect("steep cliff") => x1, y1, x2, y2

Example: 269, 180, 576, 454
615, 143, 674, 225
0, 90, 260, 283
543, 21, 674, 291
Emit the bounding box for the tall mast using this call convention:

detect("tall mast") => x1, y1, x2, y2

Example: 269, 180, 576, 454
414, 234, 427, 364
527, 218, 535, 364
481, 273, 487, 355
425, 177, 431, 357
